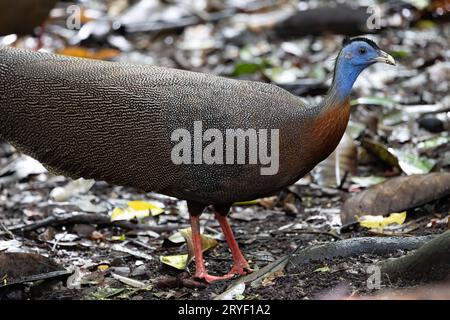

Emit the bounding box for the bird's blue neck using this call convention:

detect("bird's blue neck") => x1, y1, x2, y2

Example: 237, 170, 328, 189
331, 60, 365, 103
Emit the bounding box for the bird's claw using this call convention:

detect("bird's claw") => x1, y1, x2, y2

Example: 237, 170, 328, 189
228, 265, 253, 276
193, 263, 253, 284
194, 271, 236, 284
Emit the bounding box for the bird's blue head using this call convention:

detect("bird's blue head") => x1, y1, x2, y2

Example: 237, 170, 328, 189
332, 37, 396, 102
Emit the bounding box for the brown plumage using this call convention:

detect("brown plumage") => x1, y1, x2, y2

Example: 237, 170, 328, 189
0, 47, 331, 205
0, 0, 57, 36
0, 39, 395, 282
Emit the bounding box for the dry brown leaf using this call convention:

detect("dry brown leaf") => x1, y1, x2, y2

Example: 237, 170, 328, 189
341, 173, 450, 224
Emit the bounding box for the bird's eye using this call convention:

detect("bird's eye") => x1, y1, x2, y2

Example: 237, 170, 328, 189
359, 47, 367, 55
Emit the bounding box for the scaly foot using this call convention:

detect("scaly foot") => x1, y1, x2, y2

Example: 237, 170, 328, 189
193, 262, 253, 284
228, 264, 253, 276
194, 271, 235, 284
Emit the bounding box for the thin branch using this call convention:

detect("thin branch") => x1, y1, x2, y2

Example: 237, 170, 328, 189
0, 212, 184, 236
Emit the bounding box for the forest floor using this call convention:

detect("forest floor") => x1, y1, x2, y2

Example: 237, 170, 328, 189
0, 172, 448, 300
0, 0, 449, 300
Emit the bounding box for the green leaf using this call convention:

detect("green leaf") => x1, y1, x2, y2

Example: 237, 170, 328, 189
389, 149, 436, 175
232, 62, 262, 76
314, 266, 330, 273
362, 139, 436, 175
88, 287, 125, 300
231, 59, 270, 77
160, 254, 188, 270
351, 97, 396, 108
351, 176, 386, 188
416, 19, 436, 29
417, 133, 450, 151
111, 234, 126, 242
263, 67, 299, 84
116, 287, 152, 299
391, 50, 409, 59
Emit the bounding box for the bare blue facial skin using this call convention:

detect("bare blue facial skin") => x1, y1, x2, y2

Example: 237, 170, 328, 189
333, 39, 395, 102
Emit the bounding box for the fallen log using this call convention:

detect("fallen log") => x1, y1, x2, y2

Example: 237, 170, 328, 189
0, 252, 70, 288
380, 230, 450, 282
286, 235, 434, 272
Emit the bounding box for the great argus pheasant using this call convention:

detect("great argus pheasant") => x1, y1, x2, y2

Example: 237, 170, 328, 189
0, 38, 395, 282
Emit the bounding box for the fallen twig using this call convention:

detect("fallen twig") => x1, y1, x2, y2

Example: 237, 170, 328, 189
0, 212, 184, 236
111, 273, 147, 288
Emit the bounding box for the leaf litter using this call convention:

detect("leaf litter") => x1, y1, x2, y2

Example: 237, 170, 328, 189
0, 0, 449, 300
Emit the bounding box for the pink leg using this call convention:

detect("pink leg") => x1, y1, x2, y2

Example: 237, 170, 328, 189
215, 213, 253, 275
190, 215, 235, 283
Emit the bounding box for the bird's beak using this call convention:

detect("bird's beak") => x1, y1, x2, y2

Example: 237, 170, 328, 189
373, 50, 396, 65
